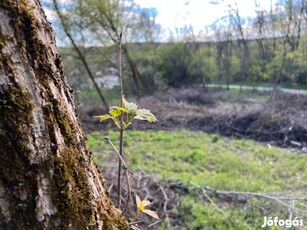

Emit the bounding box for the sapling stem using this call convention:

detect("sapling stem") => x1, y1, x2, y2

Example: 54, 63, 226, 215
94, 21, 156, 215
117, 129, 123, 208
117, 28, 124, 208
117, 22, 132, 209
122, 169, 131, 214
131, 211, 142, 222
105, 136, 131, 213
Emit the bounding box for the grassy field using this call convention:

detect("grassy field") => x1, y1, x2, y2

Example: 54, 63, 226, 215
88, 130, 307, 229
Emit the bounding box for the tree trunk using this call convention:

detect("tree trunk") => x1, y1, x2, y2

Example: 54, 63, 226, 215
0, 1, 128, 229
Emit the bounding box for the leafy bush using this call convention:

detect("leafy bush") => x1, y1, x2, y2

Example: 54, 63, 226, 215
157, 43, 194, 87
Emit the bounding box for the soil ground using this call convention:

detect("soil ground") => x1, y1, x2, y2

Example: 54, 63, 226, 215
78, 87, 307, 149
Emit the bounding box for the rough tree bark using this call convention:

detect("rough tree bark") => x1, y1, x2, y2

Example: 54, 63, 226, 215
0, 0, 128, 229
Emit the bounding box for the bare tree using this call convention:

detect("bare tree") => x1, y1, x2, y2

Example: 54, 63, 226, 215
58, 0, 155, 98
53, 0, 109, 109
230, 3, 250, 90
0, 0, 128, 229
269, 0, 302, 96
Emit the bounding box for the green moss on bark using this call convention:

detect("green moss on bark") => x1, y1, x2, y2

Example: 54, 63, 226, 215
0, 33, 5, 50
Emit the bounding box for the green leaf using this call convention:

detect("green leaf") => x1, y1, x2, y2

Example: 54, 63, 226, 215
94, 115, 111, 122
110, 109, 122, 117
109, 107, 127, 117
111, 106, 128, 112
123, 98, 138, 112
135, 109, 157, 123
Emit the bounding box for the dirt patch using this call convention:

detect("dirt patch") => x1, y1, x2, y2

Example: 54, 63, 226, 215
101, 168, 189, 229
78, 87, 307, 148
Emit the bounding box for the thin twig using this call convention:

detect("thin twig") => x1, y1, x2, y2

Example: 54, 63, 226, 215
159, 184, 171, 227
129, 220, 143, 226
104, 137, 132, 213
196, 186, 307, 214
122, 169, 131, 214
144, 220, 162, 230
202, 188, 224, 214
104, 138, 138, 180
108, 183, 114, 194
104, 138, 127, 168
288, 200, 293, 220
159, 185, 169, 213
127, 171, 139, 181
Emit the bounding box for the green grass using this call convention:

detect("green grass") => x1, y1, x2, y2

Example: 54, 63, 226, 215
174, 196, 263, 230
88, 130, 307, 229
89, 130, 306, 192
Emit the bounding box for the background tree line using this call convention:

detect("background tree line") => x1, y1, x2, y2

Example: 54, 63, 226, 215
45, 0, 307, 105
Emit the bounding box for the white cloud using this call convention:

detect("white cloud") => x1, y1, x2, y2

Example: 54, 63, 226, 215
44, 7, 56, 21
41, 0, 74, 22
134, 0, 278, 38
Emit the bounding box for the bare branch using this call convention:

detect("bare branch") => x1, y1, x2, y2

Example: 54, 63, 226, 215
193, 186, 307, 215
201, 188, 224, 214
52, 0, 109, 109
144, 219, 162, 230
104, 137, 127, 169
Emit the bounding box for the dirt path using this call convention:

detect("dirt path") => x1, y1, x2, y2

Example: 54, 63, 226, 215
208, 84, 307, 94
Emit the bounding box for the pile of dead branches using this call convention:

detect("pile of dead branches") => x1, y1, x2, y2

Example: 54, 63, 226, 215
79, 90, 307, 149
